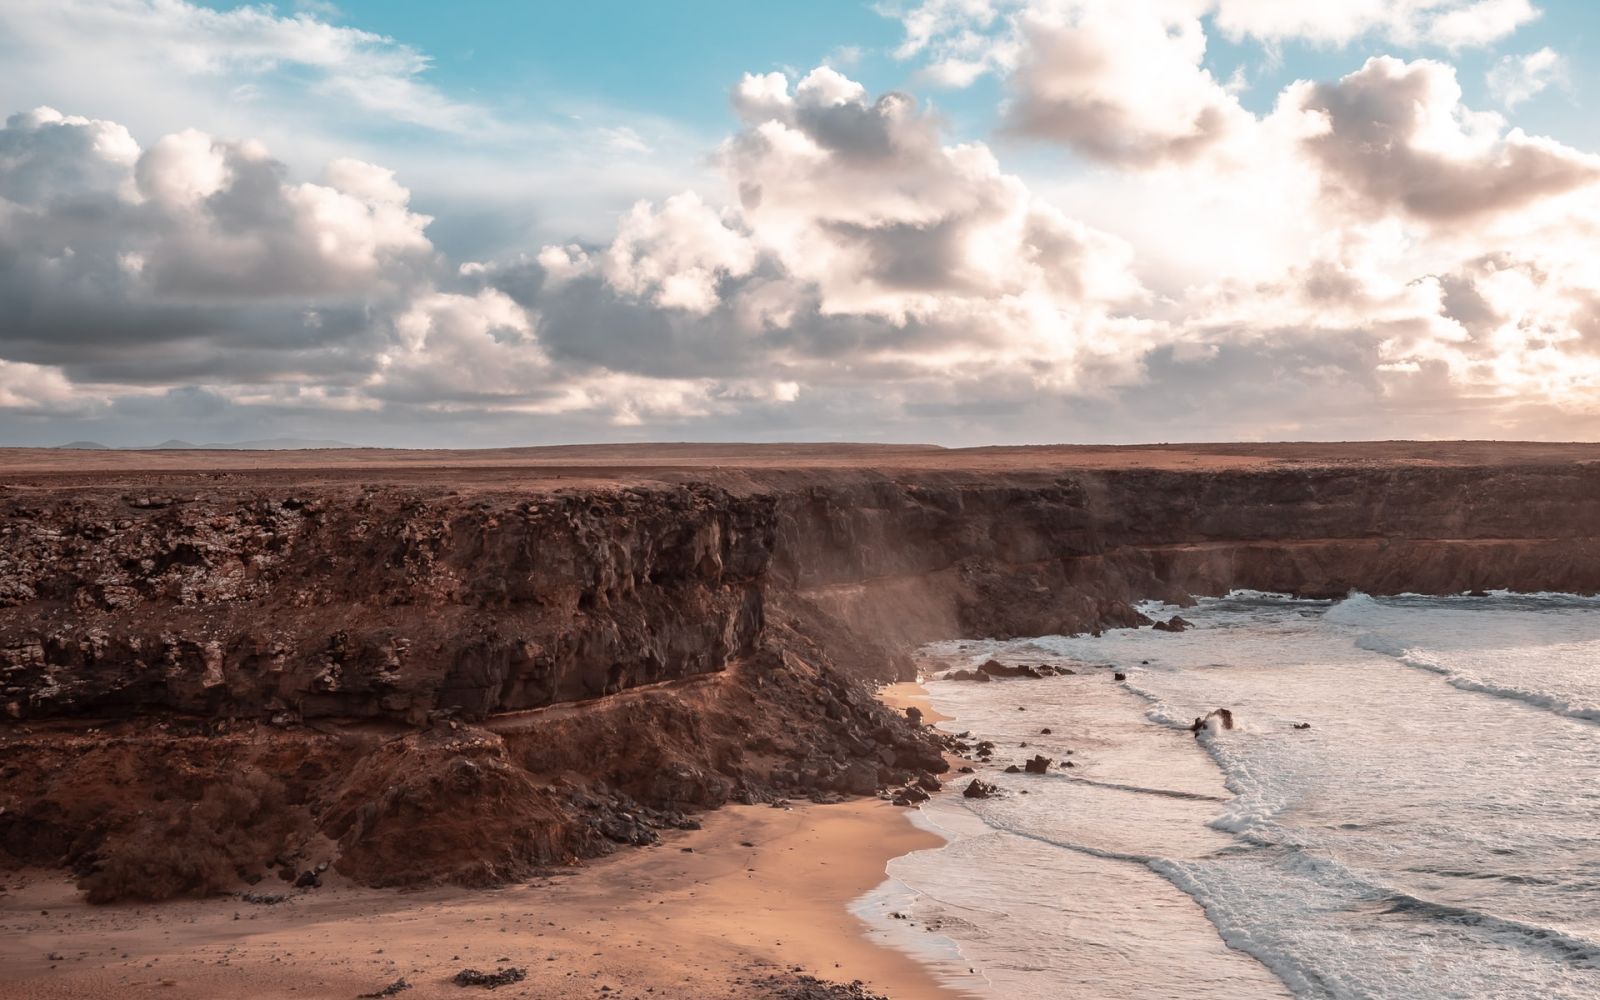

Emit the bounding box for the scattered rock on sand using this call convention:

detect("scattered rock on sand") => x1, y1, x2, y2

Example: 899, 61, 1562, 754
359, 978, 412, 998
452, 967, 527, 988
904, 706, 923, 726
756, 973, 890, 999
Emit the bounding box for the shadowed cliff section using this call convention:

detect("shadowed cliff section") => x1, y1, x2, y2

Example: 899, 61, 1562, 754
1, 442, 1598, 900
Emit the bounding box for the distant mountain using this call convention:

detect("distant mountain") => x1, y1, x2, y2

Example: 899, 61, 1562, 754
55, 441, 111, 450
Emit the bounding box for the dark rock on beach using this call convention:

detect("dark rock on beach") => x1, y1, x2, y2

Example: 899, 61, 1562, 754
756, 973, 890, 1000
963, 779, 999, 799
452, 967, 526, 988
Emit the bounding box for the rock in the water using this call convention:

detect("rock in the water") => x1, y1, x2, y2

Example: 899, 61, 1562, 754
1004, 765, 1022, 773
896, 784, 931, 805
1024, 755, 1052, 774
1153, 616, 1194, 633
944, 669, 992, 683
1293, 722, 1312, 730
962, 779, 999, 799
1191, 708, 1235, 733
1113, 672, 1127, 681
979, 659, 1043, 679
1040, 727, 1052, 734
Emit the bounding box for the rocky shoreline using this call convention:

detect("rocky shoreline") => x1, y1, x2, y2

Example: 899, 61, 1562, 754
3, 442, 1599, 907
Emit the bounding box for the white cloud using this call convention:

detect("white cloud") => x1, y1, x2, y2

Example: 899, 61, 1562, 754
1487, 47, 1566, 108
886, 1, 1544, 91
1292, 56, 1600, 222
543, 66, 1154, 391
1003, 3, 1252, 166
0, 0, 490, 135
1210, 0, 1540, 47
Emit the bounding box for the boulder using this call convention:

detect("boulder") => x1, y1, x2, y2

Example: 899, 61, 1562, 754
962, 779, 999, 799
944, 669, 992, 683
1153, 616, 1194, 633
979, 659, 1042, 679
840, 760, 879, 796
1024, 755, 1052, 775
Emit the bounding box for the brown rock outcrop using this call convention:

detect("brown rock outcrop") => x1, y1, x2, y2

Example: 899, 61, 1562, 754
2, 442, 1598, 900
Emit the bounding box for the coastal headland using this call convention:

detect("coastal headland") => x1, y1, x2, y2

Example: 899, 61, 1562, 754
4, 441, 1599, 997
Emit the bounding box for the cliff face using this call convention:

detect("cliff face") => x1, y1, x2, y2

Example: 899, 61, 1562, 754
10, 462, 1597, 723
1, 485, 772, 721
2, 448, 1598, 900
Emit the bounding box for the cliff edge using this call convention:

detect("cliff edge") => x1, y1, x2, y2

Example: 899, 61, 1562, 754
3, 442, 1597, 900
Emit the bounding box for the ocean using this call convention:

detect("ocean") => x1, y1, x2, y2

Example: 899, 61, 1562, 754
855, 591, 1600, 998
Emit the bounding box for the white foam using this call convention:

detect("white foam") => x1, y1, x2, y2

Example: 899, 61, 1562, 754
888, 592, 1600, 998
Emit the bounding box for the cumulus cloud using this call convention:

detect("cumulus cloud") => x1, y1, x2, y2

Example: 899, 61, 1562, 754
1292, 56, 1600, 222
529, 67, 1154, 393
1002, 3, 1252, 166
0, 107, 436, 391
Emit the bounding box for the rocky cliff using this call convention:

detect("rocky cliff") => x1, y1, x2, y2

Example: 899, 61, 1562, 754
2, 443, 1597, 900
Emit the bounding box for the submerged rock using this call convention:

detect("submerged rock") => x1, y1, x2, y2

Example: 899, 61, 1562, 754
1191, 708, 1236, 734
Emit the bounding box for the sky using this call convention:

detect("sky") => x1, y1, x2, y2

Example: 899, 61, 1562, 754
3, 0, 1600, 447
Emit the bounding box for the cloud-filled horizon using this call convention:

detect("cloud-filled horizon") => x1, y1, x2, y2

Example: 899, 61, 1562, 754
3, 0, 1600, 447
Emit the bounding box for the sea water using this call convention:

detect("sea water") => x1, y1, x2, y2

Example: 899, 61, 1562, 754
853, 592, 1600, 999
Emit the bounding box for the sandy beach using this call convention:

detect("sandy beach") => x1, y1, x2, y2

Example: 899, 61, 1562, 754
0, 796, 970, 1000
